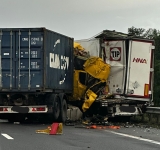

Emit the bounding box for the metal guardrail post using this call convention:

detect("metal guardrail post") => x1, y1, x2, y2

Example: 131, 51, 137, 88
149, 114, 152, 122
157, 115, 160, 123
146, 107, 160, 123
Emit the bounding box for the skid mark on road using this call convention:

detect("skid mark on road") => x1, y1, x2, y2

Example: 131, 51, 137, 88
105, 130, 160, 145
1, 133, 14, 140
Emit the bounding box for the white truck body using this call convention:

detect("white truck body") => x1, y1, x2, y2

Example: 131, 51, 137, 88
76, 32, 154, 104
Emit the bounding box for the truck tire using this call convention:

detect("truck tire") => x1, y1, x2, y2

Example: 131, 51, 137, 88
49, 94, 60, 121
59, 99, 67, 123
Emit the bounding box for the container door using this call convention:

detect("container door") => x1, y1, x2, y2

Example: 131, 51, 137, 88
15, 30, 43, 90
102, 40, 126, 95
125, 40, 154, 98
0, 31, 16, 89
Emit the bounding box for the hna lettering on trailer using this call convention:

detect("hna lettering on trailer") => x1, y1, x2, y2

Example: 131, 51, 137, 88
133, 58, 147, 64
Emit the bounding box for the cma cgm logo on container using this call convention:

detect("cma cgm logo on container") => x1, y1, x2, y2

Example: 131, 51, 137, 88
49, 39, 69, 70
133, 58, 147, 64
110, 47, 121, 61
50, 53, 69, 70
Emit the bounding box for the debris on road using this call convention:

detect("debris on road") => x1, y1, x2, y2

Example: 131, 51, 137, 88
75, 124, 120, 130
108, 126, 120, 129
65, 120, 75, 126
14, 122, 20, 125
65, 113, 120, 130
82, 114, 110, 126
36, 123, 63, 135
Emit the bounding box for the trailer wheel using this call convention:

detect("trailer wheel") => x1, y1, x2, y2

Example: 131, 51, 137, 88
50, 94, 60, 121
59, 99, 67, 123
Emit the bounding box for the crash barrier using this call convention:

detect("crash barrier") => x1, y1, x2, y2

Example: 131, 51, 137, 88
36, 123, 63, 135
146, 107, 160, 114
132, 107, 160, 124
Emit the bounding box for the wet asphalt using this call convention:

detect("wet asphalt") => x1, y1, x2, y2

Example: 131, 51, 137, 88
0, 119, 160, 150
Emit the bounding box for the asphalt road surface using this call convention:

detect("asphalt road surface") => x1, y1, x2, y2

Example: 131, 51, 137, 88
0, 120, 160, 150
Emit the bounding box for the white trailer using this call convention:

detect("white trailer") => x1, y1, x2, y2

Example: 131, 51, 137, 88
76, 30, 154, 117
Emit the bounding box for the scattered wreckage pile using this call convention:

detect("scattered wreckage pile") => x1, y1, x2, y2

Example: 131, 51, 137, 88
66, 42, 151, 129
65, 113, 120, 130
67, 42, 135, 126
66, 42, 111, 124
66, 42, 127, 128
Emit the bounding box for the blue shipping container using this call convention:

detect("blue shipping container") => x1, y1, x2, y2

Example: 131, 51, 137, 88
0, 28, 74, 92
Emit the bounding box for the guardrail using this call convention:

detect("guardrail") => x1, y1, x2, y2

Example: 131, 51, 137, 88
132, 107, 160, 124
133, 107, 160, 126
146, 107, 160, 114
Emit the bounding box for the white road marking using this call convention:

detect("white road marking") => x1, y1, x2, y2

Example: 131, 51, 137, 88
1, 133, 14, 140
105, 130, 160, 145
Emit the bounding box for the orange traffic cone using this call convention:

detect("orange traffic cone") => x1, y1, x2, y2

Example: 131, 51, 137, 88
56, 123, 63, 135
49, 123, 63, 135
36, 126, 51, 134
49, 123, 59, 135
35, 123, 63, 135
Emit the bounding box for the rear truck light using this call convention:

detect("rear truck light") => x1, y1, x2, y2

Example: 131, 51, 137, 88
32, 107, 46, 112
0, 108, 8, 111
144, 84, 149, 97
36, 107, 45, 111
3, 108, 8, 111
32, 108, 36, 111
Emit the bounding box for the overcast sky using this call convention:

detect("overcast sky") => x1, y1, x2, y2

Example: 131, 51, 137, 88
0, 0, 160, 40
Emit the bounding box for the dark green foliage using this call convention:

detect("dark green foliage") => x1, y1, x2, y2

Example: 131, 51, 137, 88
128, 26, 145, 36
128, 27, 160, 106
